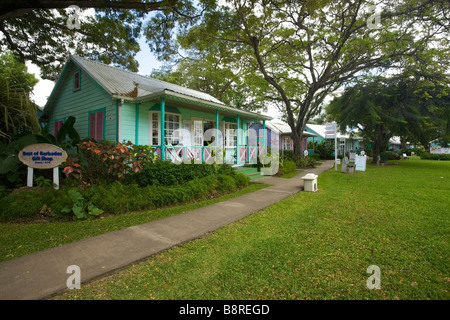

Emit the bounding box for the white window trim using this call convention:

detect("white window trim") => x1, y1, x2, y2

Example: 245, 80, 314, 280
164, 112, 181, 146
225, 122, 237, 148
149, 111, 161, 146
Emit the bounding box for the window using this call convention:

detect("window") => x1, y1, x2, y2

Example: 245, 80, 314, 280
192, 118, 203, 146
225, 123, 237, 148
164, 113, 181, 145
54, 120, 64, 136
283, 136, 292, 150
348, 140, 355, 151
89, 109, 104, 141
149, 112, 181, 146
149, 112, 160, 146
73, 70, 81, 91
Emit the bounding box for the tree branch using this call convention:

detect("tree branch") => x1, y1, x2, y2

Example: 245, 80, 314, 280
0, 0, 176, 21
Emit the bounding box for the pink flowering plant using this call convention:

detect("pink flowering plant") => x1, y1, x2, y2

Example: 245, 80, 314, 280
63, 140, 155, 186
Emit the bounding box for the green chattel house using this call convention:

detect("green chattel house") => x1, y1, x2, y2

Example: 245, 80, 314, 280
42, 55, 272, 165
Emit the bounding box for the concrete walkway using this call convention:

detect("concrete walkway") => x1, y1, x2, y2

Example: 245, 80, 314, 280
0, 160, 334, 300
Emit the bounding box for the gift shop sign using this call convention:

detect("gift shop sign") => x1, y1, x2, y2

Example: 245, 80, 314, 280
19, 144, 67, 169
18, 144, 67, 189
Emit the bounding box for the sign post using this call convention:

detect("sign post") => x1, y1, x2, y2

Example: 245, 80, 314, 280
18, 144, 68, 189
325, 122, 338, 171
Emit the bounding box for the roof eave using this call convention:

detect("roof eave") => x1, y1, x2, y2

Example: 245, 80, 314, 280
113, 90, 272, 121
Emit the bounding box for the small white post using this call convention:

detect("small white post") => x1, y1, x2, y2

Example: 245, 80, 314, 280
335, 136, 338, 172
27, 167, 33, 187
53, 167, 60, 190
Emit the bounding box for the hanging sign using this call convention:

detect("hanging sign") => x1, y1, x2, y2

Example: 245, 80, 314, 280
18, 144, 67, 169
325, 122, 338, 171
325, 122, 337, 139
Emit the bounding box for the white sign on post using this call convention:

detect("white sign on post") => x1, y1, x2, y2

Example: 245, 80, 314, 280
325, 122, 338, 171
325, 122, 337, 139
355, 155, 367, 171
18, 143, 68, 189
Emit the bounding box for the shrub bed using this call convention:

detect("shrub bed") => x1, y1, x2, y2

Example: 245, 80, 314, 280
278, 159, 297, 176
420, 152, 450, 160
0, 170, 250, 222
129, 161, 217, 187
380, 151, 401, 160
296, 156, 316, 168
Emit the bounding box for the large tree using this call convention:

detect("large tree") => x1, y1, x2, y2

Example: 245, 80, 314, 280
146, 0, 449, 156
150, 53, 267, 112
327, 71, 450, 163
0, 0, 203, 80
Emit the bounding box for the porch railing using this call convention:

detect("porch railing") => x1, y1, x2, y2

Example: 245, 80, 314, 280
152, 145, 267, 165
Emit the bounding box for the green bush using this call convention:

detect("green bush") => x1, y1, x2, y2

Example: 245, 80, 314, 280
0, 187, 72, 221
278, 159, 296, 176
420, 152, 450, 160
217, 163, 236, 176
313, 141, 335, 160
234, 173, 250, 189
311, 153, 321, 161
402, 147, 425, 156
217, 174, 236, 194
380, 151, 401, 160
282, 150, 294, 161
0, 163, 249, 222
130, 161, 217, 187
296, 156, 316, 168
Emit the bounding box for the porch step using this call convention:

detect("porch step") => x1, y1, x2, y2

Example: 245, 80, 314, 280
233, 166, 265, 180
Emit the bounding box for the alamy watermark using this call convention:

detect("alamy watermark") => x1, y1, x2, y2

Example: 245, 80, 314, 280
366, 265, 381, 289
166, 128, 280, 175
66, 265, 81, 289
66, 5, 81, 30
367, 5, 382, 30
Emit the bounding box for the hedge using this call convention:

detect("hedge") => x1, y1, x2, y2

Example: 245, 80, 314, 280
420, 152, 450, 160
0, 172, 250, 222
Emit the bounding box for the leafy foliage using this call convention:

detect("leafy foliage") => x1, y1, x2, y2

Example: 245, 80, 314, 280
146, 0, 449, 156
0, 52, 39, 144
0, 116, 80, 190
421, 152, 450, 161
63, 140, 155, 186
278, 159, 297, 176
327, 71, 449, 163
0, 1, 201, 80
61, 189, 103, 220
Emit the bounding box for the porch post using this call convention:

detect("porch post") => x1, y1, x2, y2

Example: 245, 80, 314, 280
160, 97, 166, 160
236, 114, 240, 164
135, 103, 140, 145
216, 109, 220, 161
216, 109, 219, 130
262, 120, 266, 148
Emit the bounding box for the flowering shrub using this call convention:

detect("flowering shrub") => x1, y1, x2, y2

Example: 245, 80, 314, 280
63, 140, 155, 185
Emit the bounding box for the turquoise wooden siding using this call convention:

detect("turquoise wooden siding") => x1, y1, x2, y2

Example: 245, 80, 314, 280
120, 101, 250, 147
47, 62, 117, 141
119, 102, 136, 143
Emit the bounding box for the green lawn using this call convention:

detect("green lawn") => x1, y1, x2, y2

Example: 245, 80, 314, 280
0, 183, 269, 262
54, 158, 450, 300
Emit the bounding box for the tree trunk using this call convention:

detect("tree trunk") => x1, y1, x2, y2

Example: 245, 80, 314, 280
292, 131, 302, 158
372, 126, 391, 164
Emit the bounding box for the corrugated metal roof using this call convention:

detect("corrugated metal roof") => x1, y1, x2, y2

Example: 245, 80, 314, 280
266, 120, 317, 137
306, 124, 363, 140
71, 55, 226, 105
